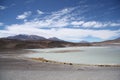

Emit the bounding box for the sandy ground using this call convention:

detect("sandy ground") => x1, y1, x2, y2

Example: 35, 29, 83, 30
0, 50, 120, 80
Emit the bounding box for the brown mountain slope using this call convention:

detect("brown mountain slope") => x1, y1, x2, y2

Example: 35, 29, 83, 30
92, 38, 120, 46
0, 38, 92, 49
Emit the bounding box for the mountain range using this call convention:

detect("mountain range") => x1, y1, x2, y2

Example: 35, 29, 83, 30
6, 34, 63, 41
92, 37, 120, 46
0, 34, 119, 49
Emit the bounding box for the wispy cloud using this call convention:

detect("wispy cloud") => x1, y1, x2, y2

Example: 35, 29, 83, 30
1, 26, 120, 42
37, 10, 44, 15
0, 5, 6, 10
0, 22, 4, 26
20, 8, 75, 28
0, 6, 120, 42
16, 11, 31, 20
71, 21, 120, 28
14, 7, 120, 28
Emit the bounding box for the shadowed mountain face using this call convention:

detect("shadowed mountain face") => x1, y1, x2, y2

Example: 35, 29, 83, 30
7, 34, 63, 41
7, 34, 46, 41
0, 39, 89, 49
79, 40, 89, 43
0, 34, 92, 49
48, 37, 63, 41
0, 34, 119, 49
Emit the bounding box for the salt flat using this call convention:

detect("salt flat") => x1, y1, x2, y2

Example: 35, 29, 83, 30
0, 47, 120, 80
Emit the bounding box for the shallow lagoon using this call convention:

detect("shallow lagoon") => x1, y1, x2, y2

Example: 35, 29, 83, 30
24, 46, 120, 65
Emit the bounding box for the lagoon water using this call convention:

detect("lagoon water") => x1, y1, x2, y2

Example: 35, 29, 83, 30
24, 47, 120, 65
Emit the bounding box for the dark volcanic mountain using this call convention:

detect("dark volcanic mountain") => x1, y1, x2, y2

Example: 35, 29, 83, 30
7, 34, 46, 41
0, 34, 119, 49
0, 38, 81, 49
48, 37, 63, 41
79, 40, 89, 43
0, 34, 92, 49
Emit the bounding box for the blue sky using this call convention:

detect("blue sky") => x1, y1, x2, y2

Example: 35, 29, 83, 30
0, 0, 120, 42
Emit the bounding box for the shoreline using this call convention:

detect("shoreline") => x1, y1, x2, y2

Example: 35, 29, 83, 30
0, 50, 120, 80
31, 57, 120, 67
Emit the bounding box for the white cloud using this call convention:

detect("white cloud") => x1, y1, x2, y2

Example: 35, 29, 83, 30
71, 21, 120, 28
0, 7, 120, 42
14, 8, 73, 28
47, 8, 75, 21
71, 21, 84, 25
52, 28, 119, 41
110, 23, 120, 26
16, 8, 73, 28
1, 24, 119, 42
0, 5, 6, 10
82, 21, 103, 28
15, 8, 120, 29
0, 22, 4, 26
37, 10, 44, 15
16, 11, 31, 20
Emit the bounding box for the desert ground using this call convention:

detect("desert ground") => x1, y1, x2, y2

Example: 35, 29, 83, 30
0, 49, 120, 80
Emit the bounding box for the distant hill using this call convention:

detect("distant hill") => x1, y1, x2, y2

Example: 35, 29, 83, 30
92, 37, 120, 46
79, 40, 89, 43
7, 34, 46, 41
0, 34, 119, 49
0, 34, 92, 49
115, 37, 120, 40
0, 38, 91, 49
48, 37, 63, 41
7, 34, 64, 41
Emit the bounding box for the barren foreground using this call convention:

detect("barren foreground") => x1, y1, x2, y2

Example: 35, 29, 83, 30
0, 50, 120, 80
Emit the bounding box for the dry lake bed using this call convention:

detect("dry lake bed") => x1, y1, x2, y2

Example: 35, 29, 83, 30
0, 46, 120, 80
